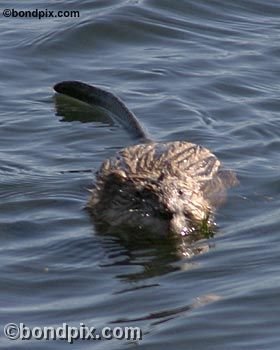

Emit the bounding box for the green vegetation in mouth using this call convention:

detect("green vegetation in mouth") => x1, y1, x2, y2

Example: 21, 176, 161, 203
197, 214, 215, 239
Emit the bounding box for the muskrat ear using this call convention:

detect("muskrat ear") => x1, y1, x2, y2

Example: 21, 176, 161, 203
108, 170, 127, 183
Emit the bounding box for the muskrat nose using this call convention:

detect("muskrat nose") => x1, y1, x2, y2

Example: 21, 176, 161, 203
169, 214, 189, 236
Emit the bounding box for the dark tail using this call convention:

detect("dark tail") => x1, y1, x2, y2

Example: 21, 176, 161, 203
53, 81, 148, 140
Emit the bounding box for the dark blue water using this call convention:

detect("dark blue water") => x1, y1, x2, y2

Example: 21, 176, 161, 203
0, 1, 279, 349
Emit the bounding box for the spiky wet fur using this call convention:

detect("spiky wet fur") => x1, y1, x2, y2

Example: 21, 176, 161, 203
87, 141, 237, 236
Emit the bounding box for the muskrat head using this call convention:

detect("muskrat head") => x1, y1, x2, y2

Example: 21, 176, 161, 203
141, 173, 212, 236
89, 170, 213, 237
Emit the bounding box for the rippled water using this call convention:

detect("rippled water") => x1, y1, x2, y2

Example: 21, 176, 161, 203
0, 0, 279, 349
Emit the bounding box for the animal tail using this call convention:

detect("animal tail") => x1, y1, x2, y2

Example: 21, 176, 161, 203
53, 81, 148, 140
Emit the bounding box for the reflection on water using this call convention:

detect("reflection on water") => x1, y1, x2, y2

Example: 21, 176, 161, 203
112, 294, 221, 326
96, 230, 218, 334
99, 231, 213, 281
54, 93, 115, 126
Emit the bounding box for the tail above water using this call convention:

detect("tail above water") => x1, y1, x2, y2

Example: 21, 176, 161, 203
53, 81, 148, 140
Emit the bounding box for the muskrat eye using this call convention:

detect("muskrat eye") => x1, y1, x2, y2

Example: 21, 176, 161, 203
178, 189, 184, 196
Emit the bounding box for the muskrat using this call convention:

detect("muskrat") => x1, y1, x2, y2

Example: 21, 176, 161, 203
54, 81, 237, 237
